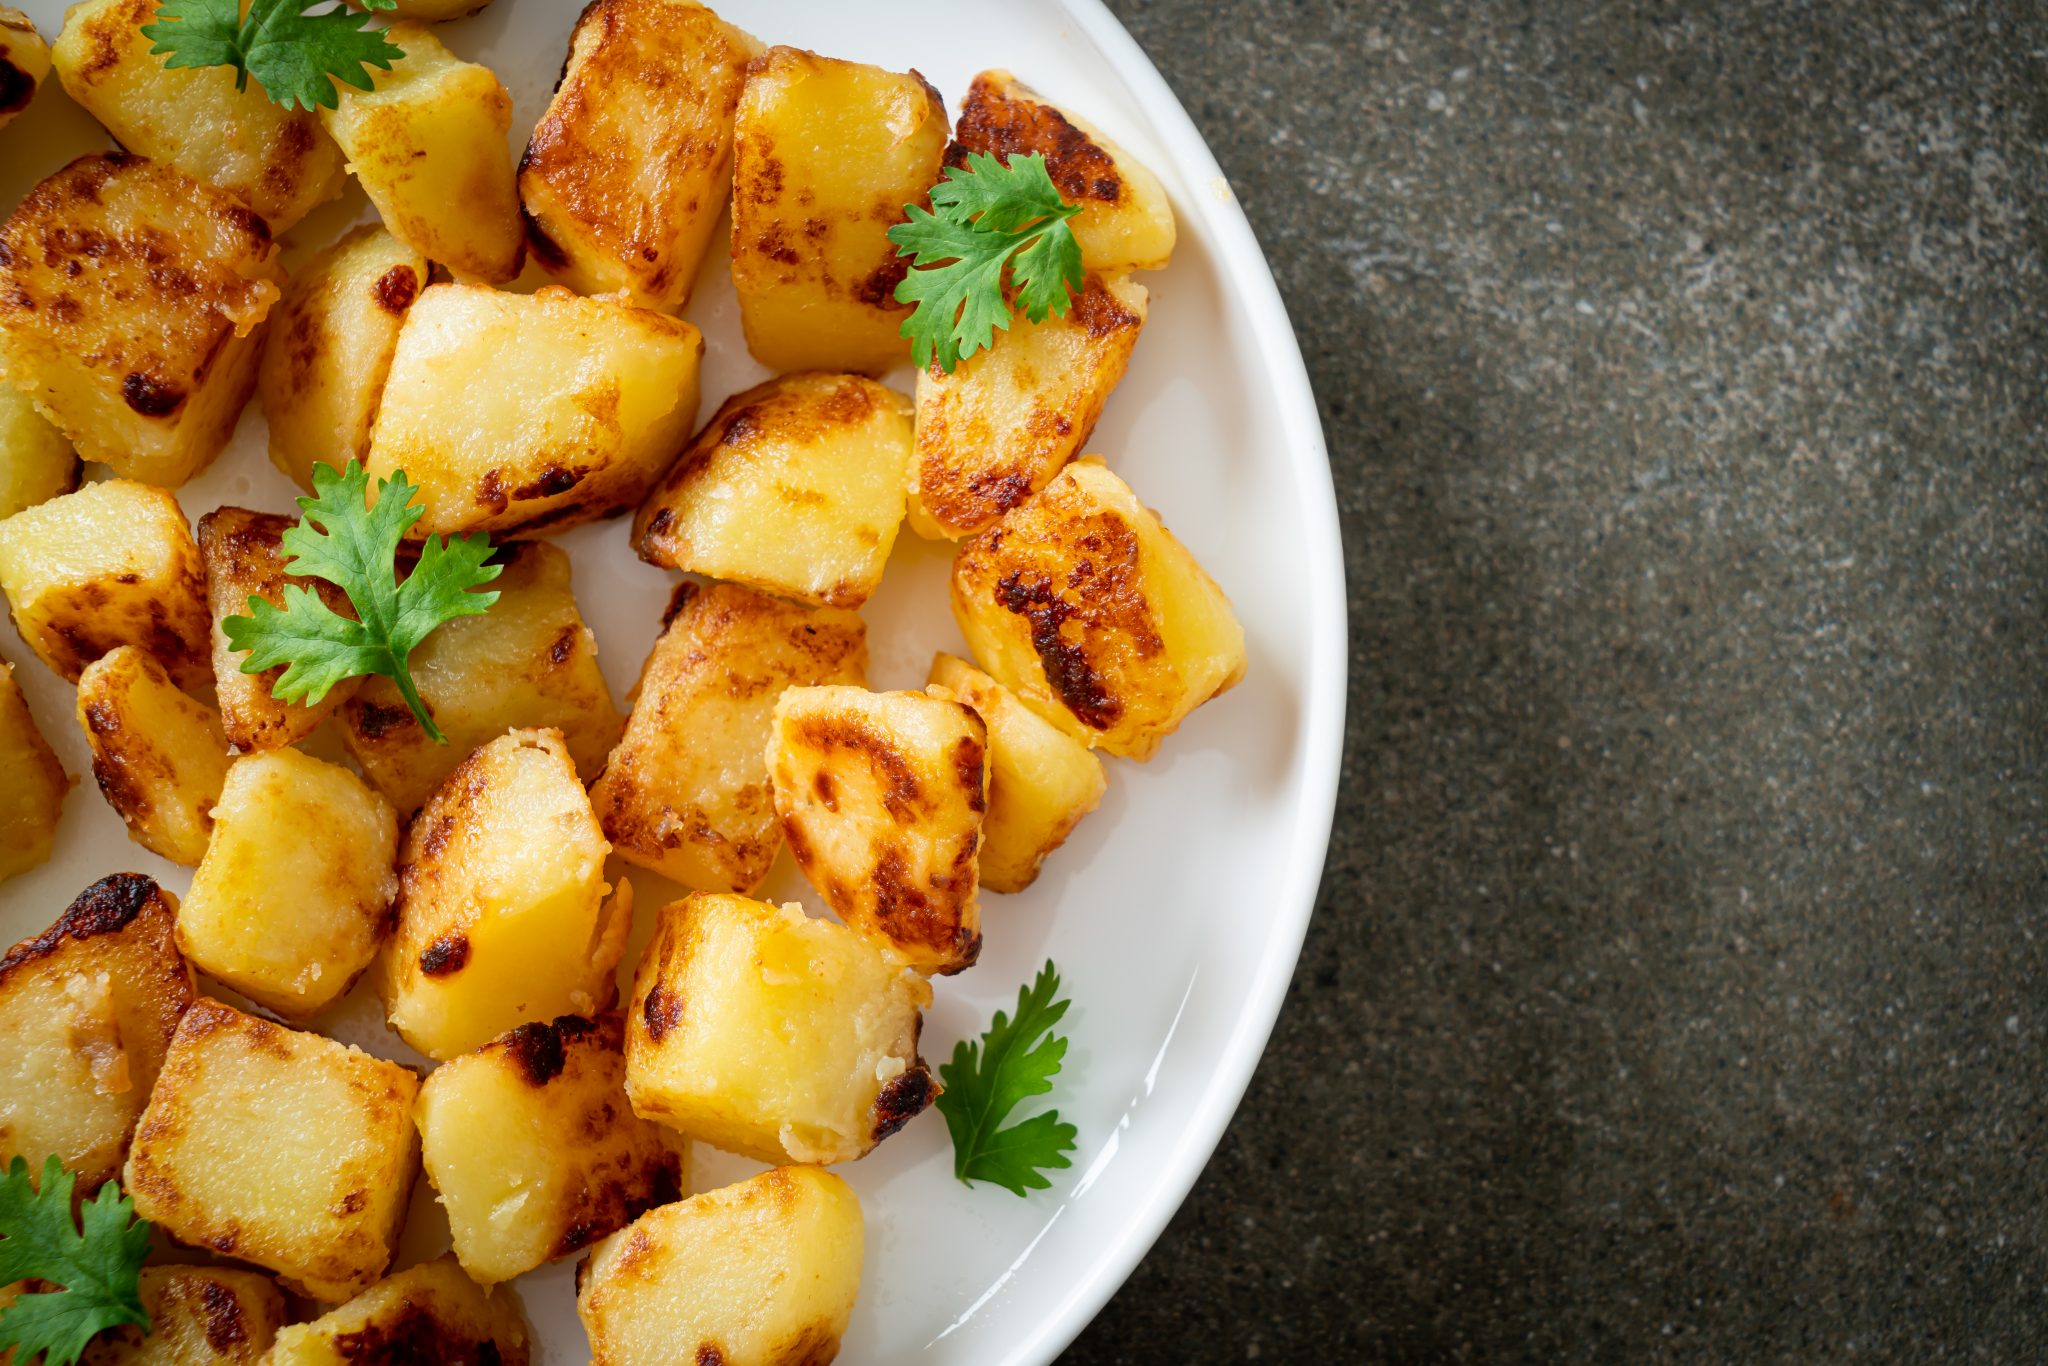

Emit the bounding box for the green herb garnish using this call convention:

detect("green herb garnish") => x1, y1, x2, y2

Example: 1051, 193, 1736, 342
142, 0, 404, 112
888, 151, 1085, 374
0, 1157, 152, 1366
222, 460, 500, 744
934, 960, 1079, 1195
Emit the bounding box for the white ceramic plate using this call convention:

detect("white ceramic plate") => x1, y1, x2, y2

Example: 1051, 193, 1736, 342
0, 1, 1343, 1360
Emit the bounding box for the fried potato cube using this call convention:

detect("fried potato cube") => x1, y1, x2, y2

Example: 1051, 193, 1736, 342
0, 383, 77, 521
624, 894, 937, 1164
0, 478, 210, 689
0, 661, 68, 884
257, 227, 427, 492
266, 1256, 529, 1365
928, 653, 1106, 893
338, 542, 623, 813
951, 69, 1176, 273
124, 999, 419, 1302
0, 9, 50, 132
318, 23, 522, 284
577, 1166, 862, 1366
368, 283, 704, 539
197, 508, 360, 750
381, 729, 631, 1061
417, 1014, 686, 1284
520, 0, 759, 312
908, 273, 1148, 540
591, 582, 865, 895
0, 875, 191, 1193
177, 750, 398, 1021
951, 459, 1245, 760
75, 648, 229, 867
79, 1267, 285, 1365
768, 686, 986, 975
730, 46, 947, 375
52, 0, 345, 230
632, 373, 911, 609
0, 154, 281, 487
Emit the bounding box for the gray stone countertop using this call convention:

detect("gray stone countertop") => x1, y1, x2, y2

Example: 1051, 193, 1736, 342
1069, 1, 2048, 1359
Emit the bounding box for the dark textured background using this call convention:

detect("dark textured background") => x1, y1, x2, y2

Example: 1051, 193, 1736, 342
1068, 1, 2048, 1359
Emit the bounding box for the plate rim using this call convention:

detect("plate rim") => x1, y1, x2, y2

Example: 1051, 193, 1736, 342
999, 4, 1349, 1362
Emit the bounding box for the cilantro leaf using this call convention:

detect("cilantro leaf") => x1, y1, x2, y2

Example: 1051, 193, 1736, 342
934, 960, 1079, 1195
888, 151, 1085, 373
0, 1157, 152, 1366
143, 0, 403, 112
221, 460, 500, 745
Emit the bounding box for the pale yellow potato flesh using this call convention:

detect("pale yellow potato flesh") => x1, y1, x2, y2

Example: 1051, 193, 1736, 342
319, 22, 523, 284
79, 1267, 286, 1366
591, 581, 867, 895
266, 1256, 530, 1365
367, 283, 704, 540
950, 458, 1246, 760
578, 1166, 864, 1366
0, 478, 211, 689
0, 874, 191, 1194
730, 46, 947, 375
176, 750, 398, 1021
257, 226, 427, 492
520, 0, 759, 311
624, 893, 936, 1166
74, 647, 230, 868
0, 154, 281, 487
0, 8, 50, 133
632, 371, 912, 609
51, 0, 345, 230
415, 1013, 686, 1284
123, 999, 420, 1303
0, 660, 68, 884
0, 383, 77, 521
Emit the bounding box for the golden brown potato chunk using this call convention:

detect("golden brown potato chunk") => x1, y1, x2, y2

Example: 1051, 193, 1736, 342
768, 685, 987, 975
318, 23, 522, 284
198, 507, 362, 751
625, 894, 937, 1165
176, 750, 398, 1021
368, 283, 705, 540
591, 582, 866, 895
577, 1166, 863, 1366
338, 541, 623, 813
0, 661, 68, 884
950, 69, 1177, 273
51, 0, 345, 230
633, 372, 912, 609
257, 227, 428, 492
267, 1256, 528, 1366
417, 1014, 686, 1284
0, 9, 50, 132
0, 478, 211, 689
381, 729, 630, 1061
124, 999, 419, 1302
0, 874, 192, 1194
929, 652, 1106, 893
730, 46, 947, 375
75, 647, 230, 868
520, 0, 759, 311
79, 1267, 285, 1366
0, 154, 281, 487
951, 458, 1246, 760
0, 384, 77, 521
908, 273, 1147, 539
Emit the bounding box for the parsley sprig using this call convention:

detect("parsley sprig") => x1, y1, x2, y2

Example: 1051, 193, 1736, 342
222, 461, 501, 744
0, 1157, 152, 1366
142, 0, 405, 112
934, 960, 1079, 1195
889, 151, 1086, 374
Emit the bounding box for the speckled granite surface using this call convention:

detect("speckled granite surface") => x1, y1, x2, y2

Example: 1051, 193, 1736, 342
1069, 1, 2048, 1359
